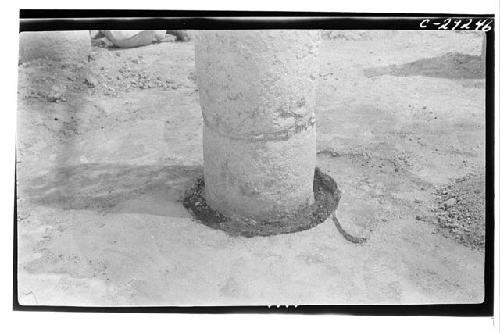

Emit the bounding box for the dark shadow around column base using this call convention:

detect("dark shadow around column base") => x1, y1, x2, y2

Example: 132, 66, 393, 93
183, 167, 345, 238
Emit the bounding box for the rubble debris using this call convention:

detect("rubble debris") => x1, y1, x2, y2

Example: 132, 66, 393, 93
433, 174, 485, 250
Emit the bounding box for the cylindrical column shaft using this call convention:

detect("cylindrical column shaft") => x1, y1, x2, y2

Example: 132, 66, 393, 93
195, 30, 321, 221
480, 33, 486, 64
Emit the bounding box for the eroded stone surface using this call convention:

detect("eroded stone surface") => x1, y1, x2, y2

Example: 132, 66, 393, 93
195, 30, 321, 220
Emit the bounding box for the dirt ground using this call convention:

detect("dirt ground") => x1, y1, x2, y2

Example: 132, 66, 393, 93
16, 30, 486, 306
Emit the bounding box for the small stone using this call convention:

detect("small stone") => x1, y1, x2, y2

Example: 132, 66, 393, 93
443, 198, 457, 209
84, 76, 98, 88
416, 215, 422, 221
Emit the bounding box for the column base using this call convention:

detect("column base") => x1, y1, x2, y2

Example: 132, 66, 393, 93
183, 167, 341, 237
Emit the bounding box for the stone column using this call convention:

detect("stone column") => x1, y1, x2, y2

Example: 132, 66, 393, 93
195, 30, 321, 221
19, 30, 90, 63
480, 32, 487, 63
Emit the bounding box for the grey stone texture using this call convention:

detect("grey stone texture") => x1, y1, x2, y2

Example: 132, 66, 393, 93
195, 30, 321, 220
19, 30, 91, 63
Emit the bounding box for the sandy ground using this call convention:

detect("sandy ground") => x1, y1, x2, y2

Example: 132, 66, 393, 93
16, 31, 486, 306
